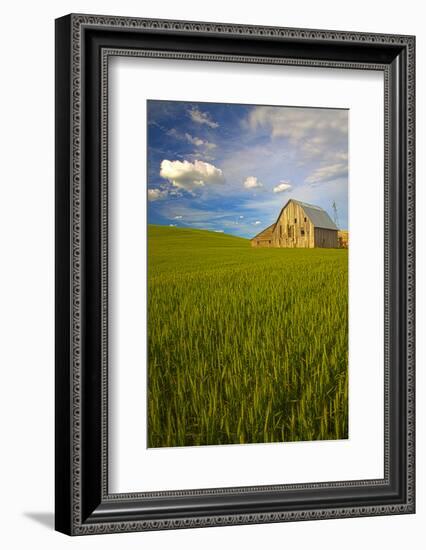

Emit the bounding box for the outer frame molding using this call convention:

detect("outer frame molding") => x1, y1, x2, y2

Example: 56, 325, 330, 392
55, 13, 415, 535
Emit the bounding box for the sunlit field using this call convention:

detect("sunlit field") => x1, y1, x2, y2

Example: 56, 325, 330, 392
147, 225, 348, 448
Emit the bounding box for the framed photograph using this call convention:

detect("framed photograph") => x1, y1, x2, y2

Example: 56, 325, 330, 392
55, 14, 415, 535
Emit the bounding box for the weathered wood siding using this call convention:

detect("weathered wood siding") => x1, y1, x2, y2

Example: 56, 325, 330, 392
271, 201, 314, 248
251, 224, 274, 247
250, 200, 339, 248
338, 230, 349, 248
314, 227, 339, 248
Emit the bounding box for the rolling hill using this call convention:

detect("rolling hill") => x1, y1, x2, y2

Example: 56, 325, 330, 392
147, 224, 348, 448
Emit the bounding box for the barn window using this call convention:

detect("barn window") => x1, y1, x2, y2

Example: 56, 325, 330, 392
301, 229, 305, 236
279, 225, 282, 238
294, 218, 297, 223
304, 217, 307, 222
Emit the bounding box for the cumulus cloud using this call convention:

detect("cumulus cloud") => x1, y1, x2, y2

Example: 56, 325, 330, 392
243, 176, 263, 189
174, 215, 183, 219
273, 181, 292, 193
148, 188, 168, 201
160, 159, 224, 192
253, 220, 261, 225
239, 215, 244, 219
188, 108, 219, 128
305, 162, 348, 185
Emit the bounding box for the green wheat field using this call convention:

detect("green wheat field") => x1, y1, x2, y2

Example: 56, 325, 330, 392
147, 225, 348, 448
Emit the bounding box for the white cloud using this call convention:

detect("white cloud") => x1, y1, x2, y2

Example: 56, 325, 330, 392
166, 127, 180, 138
239, 215, 244, 219
305, 162, 348, 185
160, 159, 224, 192
273, 181, 292, 193
174, 215, 183, 219
185, 133, 204, 146
243, 176, 263, 189
185, 152, 216, 162
159, 204, 231, 225
253, 220, 261, 225
185, 133, 216, 150
188, 108, 219, 128
148, 188, 168, 201
249, 106, 347, 140
248, 106, 348, 162
167, 129, 216, 152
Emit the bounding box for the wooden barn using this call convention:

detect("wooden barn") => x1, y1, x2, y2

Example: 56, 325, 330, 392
251, 199, 339, 248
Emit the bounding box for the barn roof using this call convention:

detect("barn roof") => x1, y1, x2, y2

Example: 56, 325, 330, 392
291, 200, 338, 230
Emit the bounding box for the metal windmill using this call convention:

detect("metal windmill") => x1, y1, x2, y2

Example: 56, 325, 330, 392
332, 201, 340, 229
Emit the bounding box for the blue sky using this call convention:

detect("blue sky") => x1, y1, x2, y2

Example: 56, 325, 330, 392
147, 100, 348, 237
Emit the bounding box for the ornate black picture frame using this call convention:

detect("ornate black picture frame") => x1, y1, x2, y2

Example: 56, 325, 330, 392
55, 13, 415, 535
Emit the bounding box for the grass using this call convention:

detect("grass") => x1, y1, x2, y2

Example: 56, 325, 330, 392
148, 225, 348, 448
